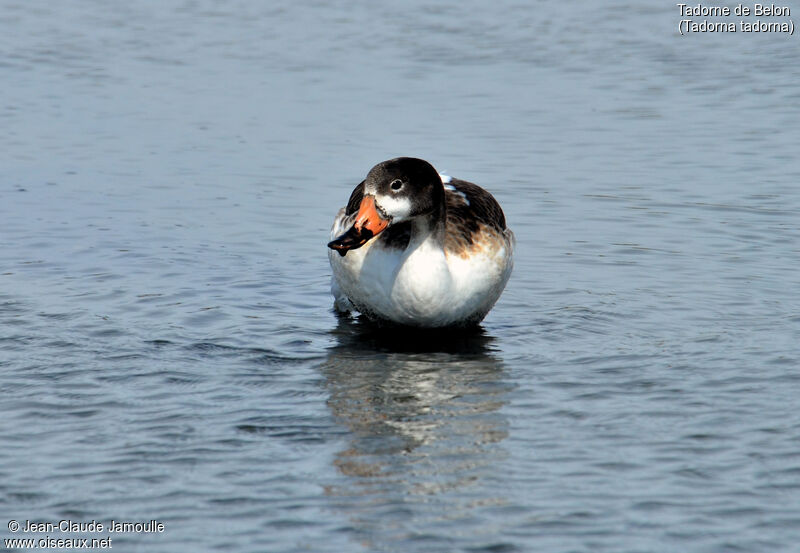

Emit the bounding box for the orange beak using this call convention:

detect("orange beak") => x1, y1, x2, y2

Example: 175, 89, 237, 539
328, 195, 390, 256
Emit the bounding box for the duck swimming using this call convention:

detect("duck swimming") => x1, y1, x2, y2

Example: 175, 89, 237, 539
327, 157, 514, 328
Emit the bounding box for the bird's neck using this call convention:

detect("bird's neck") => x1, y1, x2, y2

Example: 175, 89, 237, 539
410, 211, 446, 248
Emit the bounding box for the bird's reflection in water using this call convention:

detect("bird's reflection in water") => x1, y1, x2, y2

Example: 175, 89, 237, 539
319, 315, 514, 548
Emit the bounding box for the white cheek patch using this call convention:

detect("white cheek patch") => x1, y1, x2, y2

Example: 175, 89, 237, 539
376, 195, 412, 221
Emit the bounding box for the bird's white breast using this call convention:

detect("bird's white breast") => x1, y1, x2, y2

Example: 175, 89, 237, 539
329, 222, 513, 327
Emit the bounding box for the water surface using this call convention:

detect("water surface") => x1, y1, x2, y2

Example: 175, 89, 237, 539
2, 1, 800, 552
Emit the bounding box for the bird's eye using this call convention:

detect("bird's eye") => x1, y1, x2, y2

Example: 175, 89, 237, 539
390, 179, 403, 191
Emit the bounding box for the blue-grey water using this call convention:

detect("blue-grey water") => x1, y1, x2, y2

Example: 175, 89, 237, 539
2, 1, 800, 552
